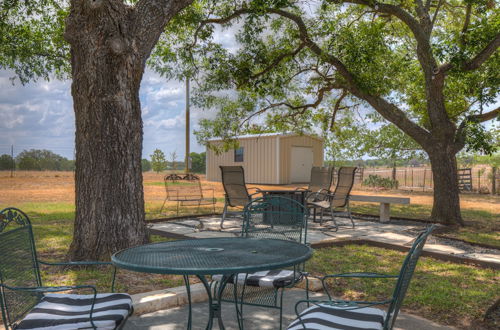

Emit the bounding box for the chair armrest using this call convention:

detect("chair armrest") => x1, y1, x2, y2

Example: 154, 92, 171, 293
2, 284, 99, 328
38, 260, 117, 292
248, 187, 263, 197
321, 272, 398, 299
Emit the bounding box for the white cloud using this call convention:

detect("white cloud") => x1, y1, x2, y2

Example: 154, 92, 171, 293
0, 68, 205, 159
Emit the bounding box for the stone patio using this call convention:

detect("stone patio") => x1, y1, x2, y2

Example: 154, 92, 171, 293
150, 215, 500, 266
125, 289, 456, 329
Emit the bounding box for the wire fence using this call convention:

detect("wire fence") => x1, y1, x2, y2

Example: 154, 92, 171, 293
338, 166, 500, 195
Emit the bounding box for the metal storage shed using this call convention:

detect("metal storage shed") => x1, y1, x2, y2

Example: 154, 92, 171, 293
206, 133, 324, 184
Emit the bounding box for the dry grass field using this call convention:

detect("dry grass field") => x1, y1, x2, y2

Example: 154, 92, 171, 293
1, 170, 499, 209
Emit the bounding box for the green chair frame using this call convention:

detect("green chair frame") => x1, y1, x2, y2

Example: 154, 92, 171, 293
290, 225, 436, 330
0, 207, 130, 330
213, 196, 310, 329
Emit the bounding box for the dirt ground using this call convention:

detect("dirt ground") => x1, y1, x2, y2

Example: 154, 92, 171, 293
1, 170, 499, 214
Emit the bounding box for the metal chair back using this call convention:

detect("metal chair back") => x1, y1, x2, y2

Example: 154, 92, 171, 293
0, 208, 42, 329
164, 173, 204, 201
220, 166, 251, 207
242, 196, 308, 245
330, 167, 357, 207
385, 225, 435, 329
308, 167, 333, 194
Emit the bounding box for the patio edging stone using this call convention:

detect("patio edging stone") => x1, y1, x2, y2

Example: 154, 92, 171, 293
130, 279, 324, 316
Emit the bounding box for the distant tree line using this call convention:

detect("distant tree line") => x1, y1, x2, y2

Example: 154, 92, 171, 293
0, 148, 207, 173
143, 150, 206, 173
0, 149, 75, 171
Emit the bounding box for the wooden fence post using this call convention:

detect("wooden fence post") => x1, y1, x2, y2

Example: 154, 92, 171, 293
492, 167, 497, 195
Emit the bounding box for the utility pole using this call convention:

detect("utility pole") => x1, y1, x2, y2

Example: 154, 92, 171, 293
185, 78, 190, 173
10, 145, 14, 178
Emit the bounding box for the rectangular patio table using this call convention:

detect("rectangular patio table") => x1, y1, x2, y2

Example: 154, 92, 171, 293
111, 237, 313, 330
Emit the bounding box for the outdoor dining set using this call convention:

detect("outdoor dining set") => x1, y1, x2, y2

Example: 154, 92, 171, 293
0, 166, 435, 330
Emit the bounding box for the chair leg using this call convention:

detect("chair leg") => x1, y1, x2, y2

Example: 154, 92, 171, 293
347, 203, 355, 228
319, 208, 325, 225
330, 205, 339, 231
221, 200, 228, 229
159, 198, 168, 215
279, 289, 285, 330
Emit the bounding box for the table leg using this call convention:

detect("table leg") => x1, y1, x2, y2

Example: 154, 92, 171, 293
183, 275, 192, 329
194, 275, 233, 330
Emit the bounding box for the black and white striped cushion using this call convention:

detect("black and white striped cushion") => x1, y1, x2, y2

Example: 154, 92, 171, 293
287, 304, 386, 330
16, 293, 133, 330
212, 269, 301, 288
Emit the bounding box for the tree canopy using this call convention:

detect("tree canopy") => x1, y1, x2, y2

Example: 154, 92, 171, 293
154, 0, 499, 154
152, 0, 499, 224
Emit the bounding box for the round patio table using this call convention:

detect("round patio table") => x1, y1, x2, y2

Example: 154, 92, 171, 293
112, 237, 313, 330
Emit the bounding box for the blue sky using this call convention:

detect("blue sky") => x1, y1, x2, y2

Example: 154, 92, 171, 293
0, 69, 208, 160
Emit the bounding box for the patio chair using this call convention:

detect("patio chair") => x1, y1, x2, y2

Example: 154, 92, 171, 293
212, 196, 309, 329
159, 173, 216, 216
307, 166, 357, 229
287, 225, 436, 330
0, 207, 133, 330
297, 166, 333, 221
219, 166, 262, 228
298, 166, 334, 201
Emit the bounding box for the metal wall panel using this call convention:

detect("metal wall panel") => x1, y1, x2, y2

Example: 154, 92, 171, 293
206, 134, 323, 184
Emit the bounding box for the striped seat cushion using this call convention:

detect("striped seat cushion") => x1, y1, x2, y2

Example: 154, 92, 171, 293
287, 304, 386, 330
212, 269, 301, 288
16, 293, 133, 330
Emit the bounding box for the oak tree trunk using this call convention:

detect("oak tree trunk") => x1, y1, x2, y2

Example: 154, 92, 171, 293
65, 1, 150, 260
428, 144, 464, 225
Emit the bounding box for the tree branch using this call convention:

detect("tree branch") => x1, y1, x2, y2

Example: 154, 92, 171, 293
133, 0, 194, 60
459, 3, 472, 47
454, 106, 500, 150
430, 0, 444, 27
469, 107, 500, 123
329, 90, 347, 131
240, 83, 340, 128
248, 41, 306, 82
440, 32, 500, 73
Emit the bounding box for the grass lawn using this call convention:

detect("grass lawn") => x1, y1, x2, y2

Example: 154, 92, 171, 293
1, 203, 498, 329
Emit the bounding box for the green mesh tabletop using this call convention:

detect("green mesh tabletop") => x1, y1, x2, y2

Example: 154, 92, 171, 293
111, 237, 312, 275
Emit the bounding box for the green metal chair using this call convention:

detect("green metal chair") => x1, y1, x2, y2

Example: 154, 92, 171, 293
0, 207, 133, 330
212, 196, 309, 329
287, 225, 436, 330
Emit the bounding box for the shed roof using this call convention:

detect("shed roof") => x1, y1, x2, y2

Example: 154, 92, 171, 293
207, 132, 322, 142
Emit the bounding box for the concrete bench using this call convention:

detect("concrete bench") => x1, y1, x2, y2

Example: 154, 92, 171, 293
349, 195, 410, 223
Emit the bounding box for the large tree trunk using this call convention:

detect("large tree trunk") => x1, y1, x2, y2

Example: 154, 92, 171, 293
428, 145, 464, 226
65, 0, 149, 260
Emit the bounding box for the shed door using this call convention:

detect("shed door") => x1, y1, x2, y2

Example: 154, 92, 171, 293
290, 147, 313, 183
